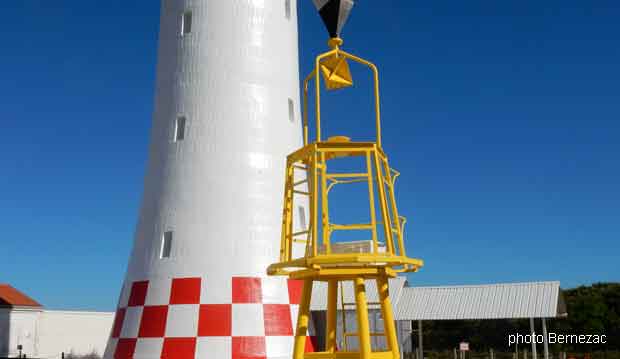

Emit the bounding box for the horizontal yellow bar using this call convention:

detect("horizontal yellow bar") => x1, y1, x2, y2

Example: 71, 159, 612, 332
269, 255, 423, 268
316, 141, 376, 149
294, 179, 309, 186
326, 173, 368, 179
267, 255, 424, 277
293, 190, 310, 196
287, 267, 398, 280
330, 223, 373, 230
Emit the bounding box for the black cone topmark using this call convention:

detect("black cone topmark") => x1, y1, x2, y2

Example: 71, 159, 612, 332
314, 0, 354, 38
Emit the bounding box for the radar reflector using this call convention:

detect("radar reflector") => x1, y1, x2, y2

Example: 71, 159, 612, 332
320, 54, 353, 90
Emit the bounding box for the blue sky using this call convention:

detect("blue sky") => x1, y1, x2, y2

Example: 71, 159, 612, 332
1, 1, 618, 311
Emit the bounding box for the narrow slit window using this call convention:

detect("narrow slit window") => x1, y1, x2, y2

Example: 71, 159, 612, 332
298, 206, 306, 229
285, 0, 291, 20
161, 231, 173, 259
175, 116, 186, 141
181, 11, 192, 35
288, 98, 295, 123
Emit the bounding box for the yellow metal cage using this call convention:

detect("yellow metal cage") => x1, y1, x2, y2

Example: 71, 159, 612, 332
267, 38, 423, 359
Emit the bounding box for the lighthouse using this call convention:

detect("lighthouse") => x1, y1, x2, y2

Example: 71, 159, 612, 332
104, 1, 308, 358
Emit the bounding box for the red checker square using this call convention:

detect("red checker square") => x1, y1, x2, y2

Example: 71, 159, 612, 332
114, 338, 137, 359
128, 281, 149, 307
170, 277, 201, 304
161, 337, 196, 359
198, 304, 231, 336
263, 304, 293, 336
232, 277, 262, 303
138, 305, 168, 337
305, 336, 317, 353
287, 279, 304, 305
111, 308, 126, 338
232, 336, 266, 359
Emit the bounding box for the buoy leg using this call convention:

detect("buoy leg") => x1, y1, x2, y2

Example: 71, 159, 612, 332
378, 276, 400, 359
293, 279, 313, 359
354, 277, 372, 359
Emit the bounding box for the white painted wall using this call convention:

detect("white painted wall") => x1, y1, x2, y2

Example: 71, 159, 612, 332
124, 0, 305, 286
37, 310, 114, 358
0, 308, 113, 358
1, 308, 39, 357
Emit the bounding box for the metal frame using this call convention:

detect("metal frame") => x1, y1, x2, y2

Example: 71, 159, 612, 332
268, 38, 423, 359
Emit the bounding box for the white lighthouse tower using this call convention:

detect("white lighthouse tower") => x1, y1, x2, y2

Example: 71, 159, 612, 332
104, 1, 309, 358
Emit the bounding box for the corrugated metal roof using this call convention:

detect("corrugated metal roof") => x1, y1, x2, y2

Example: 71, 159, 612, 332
394, 281, 564, 320
310, 277, 407, 311
0, 284, 43, 308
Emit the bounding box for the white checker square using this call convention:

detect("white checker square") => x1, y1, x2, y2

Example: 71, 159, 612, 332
144, 277, 172, 305
134, 338, 164, 359
195, 337, 231, 358
117, 281, 131, 308
103, 338, 117, 359
165, 304, 200, 337
265, 336, 294, 359
232, 303, 265, 336
261, 276, 290, 304
200, 276, 231, 303
120, 306, 143, 338
290, 304, 299, 331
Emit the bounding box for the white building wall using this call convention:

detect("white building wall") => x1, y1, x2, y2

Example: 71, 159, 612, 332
0, 308, 40, 357
37, 310, 114, 358
0, 308, 113, 358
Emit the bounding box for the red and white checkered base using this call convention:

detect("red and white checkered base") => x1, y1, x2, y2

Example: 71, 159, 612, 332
103, 276, 315, 359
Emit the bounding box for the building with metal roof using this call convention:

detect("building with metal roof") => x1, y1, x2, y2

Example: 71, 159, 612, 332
395, 281, 567, 321
307, 279, 566, 320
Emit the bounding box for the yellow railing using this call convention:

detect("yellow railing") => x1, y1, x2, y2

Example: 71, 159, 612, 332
303, 38, 383, 148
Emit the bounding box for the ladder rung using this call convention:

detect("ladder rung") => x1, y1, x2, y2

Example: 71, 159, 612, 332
326, 173, 368, 179
293, 230, 310, 236
293, 239, 308, 243
293, 179, 309, 186
330, 223, 373, 230
293, 190, 310, 195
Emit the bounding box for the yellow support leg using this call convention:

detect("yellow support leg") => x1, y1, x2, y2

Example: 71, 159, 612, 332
377, 276, 400, 359
325, 280, 338, 353
294, 279, 314, 359
354, 277, 372, 359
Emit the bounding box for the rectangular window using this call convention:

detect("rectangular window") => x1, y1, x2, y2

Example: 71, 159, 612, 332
175, 116, 186, 141
285, 0, 291, 20
288, 98, 295, 123
298, 206, 306, 229
161, 231, 173, 259
182, 11, 192, 35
